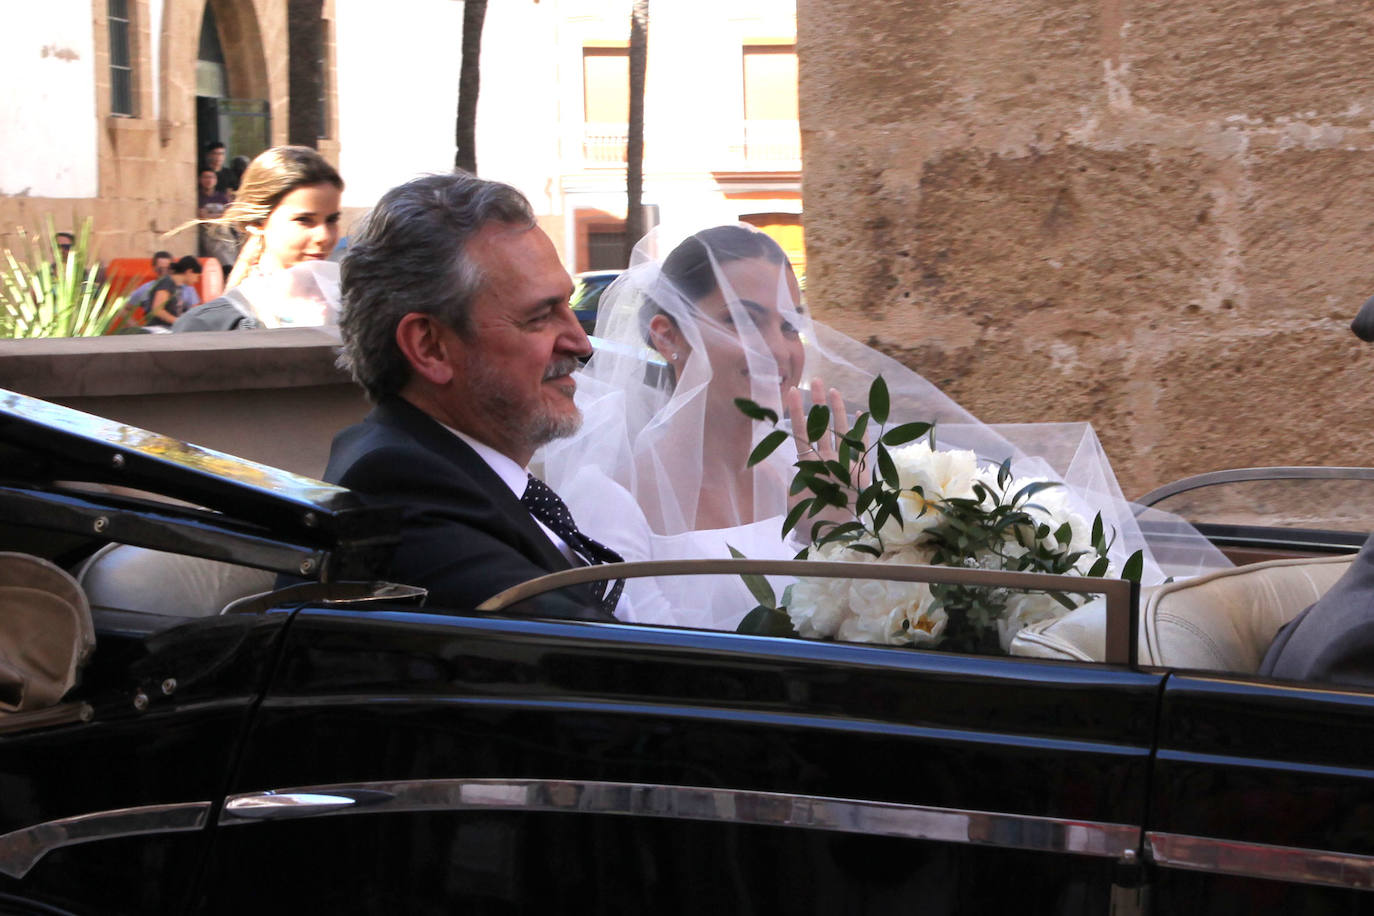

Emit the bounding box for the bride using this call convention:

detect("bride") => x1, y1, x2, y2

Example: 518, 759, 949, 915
538, 224, 1228, 631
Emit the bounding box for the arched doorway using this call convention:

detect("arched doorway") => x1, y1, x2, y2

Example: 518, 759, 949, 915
194, 0, 272, 172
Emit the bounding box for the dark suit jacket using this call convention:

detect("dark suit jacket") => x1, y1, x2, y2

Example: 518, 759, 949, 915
324, 396, 611, 621
1258, 532, 1374, 688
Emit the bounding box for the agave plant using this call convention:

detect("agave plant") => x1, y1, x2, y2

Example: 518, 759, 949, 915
0, 218, 131, 338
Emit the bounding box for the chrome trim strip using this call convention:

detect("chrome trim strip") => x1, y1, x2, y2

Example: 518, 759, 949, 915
1136, 466, 1374, 509
0, 801, 211, 879
477, 560, 1135, 665
1149, 831, 1374, 892
220, 778, 1140, 859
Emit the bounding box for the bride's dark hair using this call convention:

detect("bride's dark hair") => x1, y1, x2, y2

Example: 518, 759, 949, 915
638, 224, 791, 346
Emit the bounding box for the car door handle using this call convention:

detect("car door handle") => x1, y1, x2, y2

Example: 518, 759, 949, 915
222, 789, 395, 820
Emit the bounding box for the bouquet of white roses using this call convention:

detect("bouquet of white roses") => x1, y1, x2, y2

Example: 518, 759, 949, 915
734, 377, 1142, 654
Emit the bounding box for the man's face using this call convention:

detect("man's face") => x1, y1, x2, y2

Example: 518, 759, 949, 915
153, 256, 171, 276
442, 223, 590, 463
207, 148, 225, 171
56, 235, 73, 260
199, 170, 217, 192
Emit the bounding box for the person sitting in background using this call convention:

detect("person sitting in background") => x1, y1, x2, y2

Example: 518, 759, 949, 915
126, 251, 202, 320
144, 256, 201, 330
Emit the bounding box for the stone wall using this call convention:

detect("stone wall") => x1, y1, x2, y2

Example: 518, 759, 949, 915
798, 0, 1374, 497
0, 330, 366, 480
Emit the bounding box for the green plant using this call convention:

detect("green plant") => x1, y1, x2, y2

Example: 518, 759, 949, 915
1, 218, 130, 338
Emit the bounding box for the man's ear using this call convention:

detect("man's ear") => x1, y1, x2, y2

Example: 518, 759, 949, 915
395, 313, 456, 386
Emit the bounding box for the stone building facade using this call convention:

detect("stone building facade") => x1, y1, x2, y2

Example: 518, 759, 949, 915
799, 0, 1374, 495
1, 0, 335, 258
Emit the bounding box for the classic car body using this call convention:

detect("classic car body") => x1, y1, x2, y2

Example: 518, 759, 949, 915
0, 388, 1371, 915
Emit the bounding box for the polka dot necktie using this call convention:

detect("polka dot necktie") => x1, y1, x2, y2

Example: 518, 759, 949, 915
521, 474, 624, 615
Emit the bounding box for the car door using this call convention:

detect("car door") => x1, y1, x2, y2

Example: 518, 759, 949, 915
1147, 673, 1374, 913
200, 583, 1161, 915
0, 611, 289, 915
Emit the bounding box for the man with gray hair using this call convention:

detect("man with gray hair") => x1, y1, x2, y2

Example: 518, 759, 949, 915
326, 172, 619, 619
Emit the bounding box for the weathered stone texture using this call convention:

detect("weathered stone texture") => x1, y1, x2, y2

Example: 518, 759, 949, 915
801, 0, 1102, 131
1150, 330, 1374, 478
1124, 0, 1374, 122
802, 0, 1374, 493
1240, 148, 1374, 326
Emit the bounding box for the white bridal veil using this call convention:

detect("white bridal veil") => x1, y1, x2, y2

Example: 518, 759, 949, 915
538, 224, 1229, 627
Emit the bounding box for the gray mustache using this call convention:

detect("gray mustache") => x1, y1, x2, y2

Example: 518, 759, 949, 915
543, 357, 582, 381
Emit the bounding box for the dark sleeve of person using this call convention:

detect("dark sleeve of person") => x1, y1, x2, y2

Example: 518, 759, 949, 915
171, 295, 261, 332
331, 442, 612, 622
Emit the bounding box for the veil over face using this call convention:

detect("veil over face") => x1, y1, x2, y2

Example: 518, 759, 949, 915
538, 223, 1229, 585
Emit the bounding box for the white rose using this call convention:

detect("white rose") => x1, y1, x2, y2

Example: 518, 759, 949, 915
834, 544, 946, 646
787, 539, 873, 638
877, 442, 978, 548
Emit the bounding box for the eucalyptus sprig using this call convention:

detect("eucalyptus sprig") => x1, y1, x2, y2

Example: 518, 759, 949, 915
737, 375, 933, 559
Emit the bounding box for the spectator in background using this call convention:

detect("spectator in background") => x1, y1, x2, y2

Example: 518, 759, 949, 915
126, 251, 201, 319
197, 169, 236, 272
205, 145, 343, 290
145, 256, 201, 330
230, 155, 250, 192
173, 146, 343, 332
204, 142, 239, 195
54, 232, 74, 264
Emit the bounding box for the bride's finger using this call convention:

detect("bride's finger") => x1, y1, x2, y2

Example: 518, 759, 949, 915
784, 386, 814, 458
828, 387, 848, 440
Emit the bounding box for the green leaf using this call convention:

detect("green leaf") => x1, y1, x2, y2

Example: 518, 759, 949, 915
1122, 549, 1145, 583
880, 421, 932, 447
747, 430, 788, 467
849, 412, 870, 441
734, 397, 778, 425
727, 544, 777, 608
1050, 591, 1078, 611
806, 404, 831, 443
1087, 556, 1110, 578
997, 458, 1012, 489
1010, 480, 1063, 506
736, 605, 799, 637
782, 498, 812, 538
876, 444, 899, 488
869, 375, 890, 424
1054, 522, 1073, 545
1090, 513, 1104, 552
847, 542, 882, 557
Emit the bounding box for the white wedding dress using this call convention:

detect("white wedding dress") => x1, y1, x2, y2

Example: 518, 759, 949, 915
538, 224, 1230, 632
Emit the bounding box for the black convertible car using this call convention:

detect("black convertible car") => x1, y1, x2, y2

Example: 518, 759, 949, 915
0, 388, 1371, 915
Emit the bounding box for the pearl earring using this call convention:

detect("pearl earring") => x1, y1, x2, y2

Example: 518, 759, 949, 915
670, 352, 679, 361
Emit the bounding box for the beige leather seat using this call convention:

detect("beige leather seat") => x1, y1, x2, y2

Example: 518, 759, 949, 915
0, 552, 96, 714
76, 544, 277, 617
1010, 554, 1355, 672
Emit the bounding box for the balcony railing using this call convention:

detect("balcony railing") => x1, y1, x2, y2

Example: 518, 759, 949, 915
577, 119, 801, 169
583, 123, 628, 164
740, 119, 801, 165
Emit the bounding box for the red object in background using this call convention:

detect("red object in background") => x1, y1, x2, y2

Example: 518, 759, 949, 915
102, 257, 226, 332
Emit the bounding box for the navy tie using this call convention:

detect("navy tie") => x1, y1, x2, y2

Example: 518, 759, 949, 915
521, 474, 623, 615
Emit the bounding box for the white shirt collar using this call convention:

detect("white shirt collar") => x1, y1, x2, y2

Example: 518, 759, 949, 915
443, 426, 530, 498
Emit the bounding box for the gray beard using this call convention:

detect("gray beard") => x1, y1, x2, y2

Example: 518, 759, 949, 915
466, 355, 583, 452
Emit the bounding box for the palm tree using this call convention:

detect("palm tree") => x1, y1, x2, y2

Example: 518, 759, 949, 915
623, 0, 649, 263
455, 0, 488, 174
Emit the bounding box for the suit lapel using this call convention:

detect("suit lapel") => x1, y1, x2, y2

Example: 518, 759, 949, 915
370, 397, 573, 574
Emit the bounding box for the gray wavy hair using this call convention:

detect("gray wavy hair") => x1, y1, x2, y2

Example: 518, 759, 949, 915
338, 172, 535, 401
